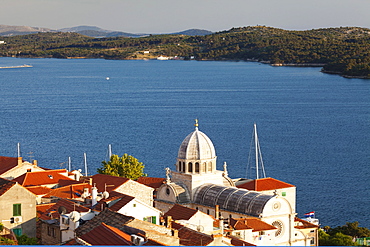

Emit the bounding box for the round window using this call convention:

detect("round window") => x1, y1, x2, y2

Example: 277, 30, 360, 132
272, 202, 281, 211
272, 220, 284, 237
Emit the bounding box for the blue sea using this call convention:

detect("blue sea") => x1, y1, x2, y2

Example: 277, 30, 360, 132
0, 57, 369, 228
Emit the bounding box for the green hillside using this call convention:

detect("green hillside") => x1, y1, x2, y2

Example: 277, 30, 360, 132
1, 26, 369, 78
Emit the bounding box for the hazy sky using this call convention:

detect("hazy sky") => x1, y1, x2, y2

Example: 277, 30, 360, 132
1, 0, 370, 33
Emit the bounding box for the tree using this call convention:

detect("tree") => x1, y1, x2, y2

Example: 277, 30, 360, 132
328, 221, 370, 238
319, 229, 357, 246
16, 234, 39, 245
97, 154, 146, 180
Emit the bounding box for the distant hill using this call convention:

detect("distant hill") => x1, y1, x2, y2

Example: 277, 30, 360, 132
0, 25, 213, 38
0, 24, 52, 36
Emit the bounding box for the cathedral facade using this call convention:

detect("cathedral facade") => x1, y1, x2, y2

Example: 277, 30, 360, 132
155, 122, 317, 246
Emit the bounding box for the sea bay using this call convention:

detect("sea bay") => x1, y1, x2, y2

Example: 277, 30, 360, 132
0, 57, 369, 228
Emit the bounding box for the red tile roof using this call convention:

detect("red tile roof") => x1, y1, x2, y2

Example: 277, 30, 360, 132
108, 194, 135, 212
237, 177, 295, 191
143, 238, 168, 246
36, 203, 55, 218
137, 177, 165, 189
227, 235, 256, 246
294, 217, 319, 229
229, 218, 277, 232
42, 183, 92, 200
0, 156, 20, 175
171, 221, 213, 246
26, 186, 53, 195
79, 222, 133, 245
0, 177, 16, 196
85, 174, 129, 192
93, 190, 129, 212
163, 204, 198, 221
38, 199, 90, 221
12, 169, 73, 187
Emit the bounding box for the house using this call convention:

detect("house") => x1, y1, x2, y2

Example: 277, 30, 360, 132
0, 156, 45, 180
75, 208, 180, 246
12, 169, 74, 188
171, 221, 216, 246
0, 177, 37, 237
86, 174, 154, 207
76, 222, 134, 245
164, 204, 215, 234
293, 217, 319, 246
37, 198, 93, 245
25, 186, 53, 204
94, 191, 162, 225
41, 183, 92, 203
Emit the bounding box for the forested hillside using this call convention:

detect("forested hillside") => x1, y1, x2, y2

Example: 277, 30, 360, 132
1, 26, 369, 78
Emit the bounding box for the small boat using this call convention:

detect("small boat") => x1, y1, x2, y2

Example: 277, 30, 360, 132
0, 64, 33, 69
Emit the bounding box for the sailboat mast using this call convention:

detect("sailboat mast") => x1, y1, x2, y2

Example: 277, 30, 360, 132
68, 157, 71, 171
108, 144, 112, 160
17, 143, 21, 157
84, 153, 88, 176
254, 123, 259, 179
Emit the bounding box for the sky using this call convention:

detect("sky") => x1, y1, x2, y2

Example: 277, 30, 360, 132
1, 0, 370, 33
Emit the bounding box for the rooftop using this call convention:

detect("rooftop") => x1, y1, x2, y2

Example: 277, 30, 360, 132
0, 177, 16, 196
0, 156, 20, 175
42, 183, 92, 200
172, 221, 213, 246
79, 222, 133, 245
85, 174, 130, 193
12, 169, 73, 187
38, 198, 91, 221
237, 177, 295, 191
163, 204, 198, 221
229, 218, 277, 232
137, 177, 165, 189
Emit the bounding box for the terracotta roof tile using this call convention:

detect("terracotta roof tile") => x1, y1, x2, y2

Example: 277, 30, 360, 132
26, 186, 53, 195
38, 199, 90, 221
163, 204, 198, 221
137, 177, 165, 189
237, 177, 295, 191
108, 194, 135, 212
0, 177, 16, 196
230, 218, 277, 232
84, 174, 129, 193
294, 217, 319, 229
0, 156, 20, 175
36, 203, 56, 218
79, 222, 133, 245
12, 169, 73, 187
42, 183, 92, 200
227, 236, 256, 246
171, 221, 213, 246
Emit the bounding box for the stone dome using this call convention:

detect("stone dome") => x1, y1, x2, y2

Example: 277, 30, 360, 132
177, 127, 216, 160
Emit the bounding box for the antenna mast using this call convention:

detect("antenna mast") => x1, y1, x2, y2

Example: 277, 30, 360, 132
68, 157, 71, 171
17, 143, 21, 157
108, 144, 112, 160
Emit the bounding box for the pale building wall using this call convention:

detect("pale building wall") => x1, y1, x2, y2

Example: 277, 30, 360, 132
258, 187, 296, 213
176, 211, 215, 234
1, 161, 45, 180
115, 180, 154, 206
118, 199, 162, 224
0, 184, 37, 237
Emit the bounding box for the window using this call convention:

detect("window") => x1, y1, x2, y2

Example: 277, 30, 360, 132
195, 163, 199, 172
282, 192, 286, 196
188, 162, 193, 172
143, 216, 157, 224
13, 204, 21, 216
13, 228, 22, 236
310, 237, 315, 245
133, 204, 136, 207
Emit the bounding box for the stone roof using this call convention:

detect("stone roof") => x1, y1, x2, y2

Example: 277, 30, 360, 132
163, 204, 198, 221
194, 183, 274, 217
171, 221, 213, 246
178, 127, 216, 160
0, 177, 16, 196
79, 222, 133, 245
75, 208, 135, 237
237, 177, 295, 191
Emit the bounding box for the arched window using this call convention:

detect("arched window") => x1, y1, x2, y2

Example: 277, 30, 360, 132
203, 163, 207, 173
178, 161, 182, 171
182, 162, 185, 172
188, 162, 193, 173
195, 162, 199, 172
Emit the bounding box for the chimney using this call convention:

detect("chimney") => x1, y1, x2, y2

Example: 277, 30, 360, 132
166, 216, 172, 229
215, 205, 220, 219
17, 157, 22, 166
212, 233, 223, 246
89, 178, 92, 186
33, 160, 38, 167
172, 229, 178, 238
91, 186, 98, 206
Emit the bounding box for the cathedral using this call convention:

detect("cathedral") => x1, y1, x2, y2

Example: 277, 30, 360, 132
155, 120, 318, 246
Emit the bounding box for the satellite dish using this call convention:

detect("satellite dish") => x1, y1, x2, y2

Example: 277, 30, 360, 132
197, 225, 204, 232
69, 211, 81, 222
58, 206, 67, 215
102, 191, 109, 199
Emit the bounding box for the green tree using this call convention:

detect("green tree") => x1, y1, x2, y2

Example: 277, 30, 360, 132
0, 236, 16, 245
16, 234, 39, 245
319, 229, 357, 246
328, 221, 370, 238
97, 154, 146, 180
